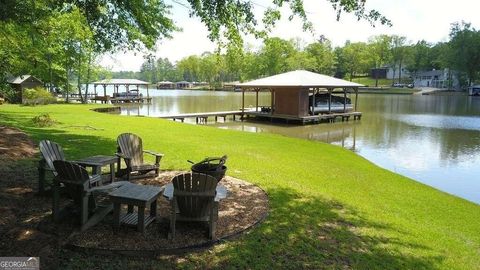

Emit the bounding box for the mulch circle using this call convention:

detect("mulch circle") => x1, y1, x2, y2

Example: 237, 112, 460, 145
65, 171, 269, 256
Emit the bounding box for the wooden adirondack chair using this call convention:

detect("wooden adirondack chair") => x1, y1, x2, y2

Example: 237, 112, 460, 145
52, 160, 125, 231
38, 140, 102, 193
116, 133, 164, 181
38, 140, 66, 194
169, 173, 219, 240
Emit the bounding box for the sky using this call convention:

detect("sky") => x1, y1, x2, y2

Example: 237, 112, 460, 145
99, 0, 480, 72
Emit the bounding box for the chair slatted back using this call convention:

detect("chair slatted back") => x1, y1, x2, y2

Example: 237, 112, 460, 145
172, 173, 217, 218
39, 140, 66, 176
53, 160, 90, 187
117, 133, 144, 167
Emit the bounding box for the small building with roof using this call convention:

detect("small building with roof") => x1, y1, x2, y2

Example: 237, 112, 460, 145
236, 70, 363, 124
8, 75, 44, 103
176, 81, 192, 89
91, 78, 151, 103
157, 81, 175, 89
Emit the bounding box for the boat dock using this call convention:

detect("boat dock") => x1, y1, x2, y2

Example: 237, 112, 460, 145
159, 109, 361, 124
245, 111, 362, 124
159, 110, 246, 123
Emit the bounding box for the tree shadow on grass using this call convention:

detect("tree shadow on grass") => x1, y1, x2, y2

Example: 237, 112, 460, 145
184, 187, 444, 269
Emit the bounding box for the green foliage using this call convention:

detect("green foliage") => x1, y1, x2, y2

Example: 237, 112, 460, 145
0, 83, 17, 103
22, 87, 56, 106
31, 113, 56, 127
447, 22, 480, 85
339, 41, 371, 80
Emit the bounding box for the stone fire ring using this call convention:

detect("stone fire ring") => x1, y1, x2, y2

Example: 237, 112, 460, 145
66, 171, 269, 256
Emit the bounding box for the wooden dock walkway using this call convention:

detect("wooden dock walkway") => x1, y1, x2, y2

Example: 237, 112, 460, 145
245, 111, 362, 124
158, 110, 246, 123
158, 109, 361, 125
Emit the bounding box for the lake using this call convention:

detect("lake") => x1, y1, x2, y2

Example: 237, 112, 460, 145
104, 87, 480, 204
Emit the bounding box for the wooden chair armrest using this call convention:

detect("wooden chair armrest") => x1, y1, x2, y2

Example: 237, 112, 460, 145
144, 150, 164, 165
143, 150, 164, 157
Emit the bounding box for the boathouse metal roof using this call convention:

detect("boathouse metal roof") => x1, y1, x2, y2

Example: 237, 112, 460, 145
237, 70, 363, 89
92, 79, 150, 85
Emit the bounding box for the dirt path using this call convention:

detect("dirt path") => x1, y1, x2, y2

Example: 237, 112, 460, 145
0, 126, 37, 160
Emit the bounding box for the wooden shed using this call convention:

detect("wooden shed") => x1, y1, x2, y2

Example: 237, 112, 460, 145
8, 75, 44, 103
237, 70, 363, 124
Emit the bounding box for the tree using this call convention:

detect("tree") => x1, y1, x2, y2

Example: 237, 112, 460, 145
2, 0, 390, 51
1, 0, 391, 96
407, 40, 433, 79
341, 41, 370, 81
305, 39, 336, 75
447, 22, 480, 86
368, 35, 392, 86
258, 38, 296, 76
156, 58, 180, 82
390, 35, 410, 83
177, 55, 202, 82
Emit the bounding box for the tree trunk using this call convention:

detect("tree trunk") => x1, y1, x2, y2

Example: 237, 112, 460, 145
77, 55, 84, 103
398, 60, 403, 83
84, 51, 92, 103
392, 64, 397, 85
65, 64, 70, 103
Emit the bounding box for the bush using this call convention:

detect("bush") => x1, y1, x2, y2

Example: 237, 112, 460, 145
23, 87, 56, 105
0, 83, 17, 103
32, 113, 56, 127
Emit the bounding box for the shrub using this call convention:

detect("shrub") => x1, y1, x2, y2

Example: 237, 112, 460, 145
32, 113, 56, 127
0, 83, 17, 103
23, 87, 56, 106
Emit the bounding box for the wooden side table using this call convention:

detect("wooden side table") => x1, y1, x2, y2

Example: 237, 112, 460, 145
109, 183, 163, 233
74, 155, 117, 184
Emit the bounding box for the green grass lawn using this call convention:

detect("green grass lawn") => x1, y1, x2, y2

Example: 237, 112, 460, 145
1, 104, 480, 269
352, 77, 394, 87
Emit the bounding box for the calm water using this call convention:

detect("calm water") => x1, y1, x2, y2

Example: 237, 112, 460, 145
109, 88, 480, 204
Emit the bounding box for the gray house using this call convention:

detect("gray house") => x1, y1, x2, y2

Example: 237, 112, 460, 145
386, 64, 411, 80
370, 65, 411, 80
413, 69, 460, 90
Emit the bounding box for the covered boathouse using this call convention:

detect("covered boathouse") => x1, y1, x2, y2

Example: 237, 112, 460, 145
236, 70, 363, 124
91, 79, 152, 103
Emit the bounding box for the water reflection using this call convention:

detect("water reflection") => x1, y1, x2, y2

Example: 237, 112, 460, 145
112, 89, 480, 204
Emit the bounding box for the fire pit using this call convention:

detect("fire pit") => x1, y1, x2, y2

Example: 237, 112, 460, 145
189, 155, 227, 182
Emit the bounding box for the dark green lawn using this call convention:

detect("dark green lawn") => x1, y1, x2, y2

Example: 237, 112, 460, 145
1, 104, 479, 269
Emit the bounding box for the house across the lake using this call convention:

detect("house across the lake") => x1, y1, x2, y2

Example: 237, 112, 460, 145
370, 65, 411, 80
413, 69, 460, 90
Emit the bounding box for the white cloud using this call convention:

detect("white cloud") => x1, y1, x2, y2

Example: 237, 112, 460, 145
100, 0, 480, 71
